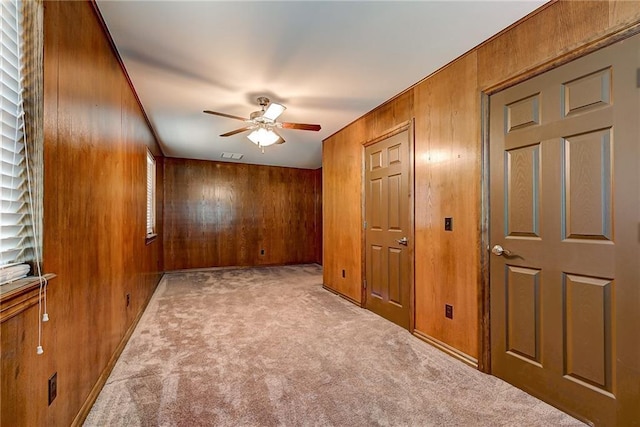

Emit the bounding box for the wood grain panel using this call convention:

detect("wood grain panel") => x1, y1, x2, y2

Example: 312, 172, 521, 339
322, 119, 366, 302
413, 53, 480, 359
363, 91, 414, 142
477, 1, 610, 90
163, 158, 319, 270
610, 0, 640, 29
0, 1, 164, 425
314, 168, 322, 265
1, 303, 51, 426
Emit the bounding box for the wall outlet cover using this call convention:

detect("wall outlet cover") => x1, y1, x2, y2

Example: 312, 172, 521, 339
48, 372, 57, 405
445, 304, 453, 319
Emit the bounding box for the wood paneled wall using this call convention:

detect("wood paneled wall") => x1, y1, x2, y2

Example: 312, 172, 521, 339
322, 0, 640, 362
413, 53, 480, 359
163, 158, 320, 270
0, 2, 164, 425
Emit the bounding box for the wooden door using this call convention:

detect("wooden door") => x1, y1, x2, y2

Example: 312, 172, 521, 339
365, 129, 412, 330
489, 35, 640, 425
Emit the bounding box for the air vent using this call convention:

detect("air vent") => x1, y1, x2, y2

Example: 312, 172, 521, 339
221, 152, 243, 160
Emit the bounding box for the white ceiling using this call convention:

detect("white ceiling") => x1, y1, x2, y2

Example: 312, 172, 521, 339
96, 0, 547, 169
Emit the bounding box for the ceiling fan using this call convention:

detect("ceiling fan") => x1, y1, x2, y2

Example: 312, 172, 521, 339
204, 97, 321, 151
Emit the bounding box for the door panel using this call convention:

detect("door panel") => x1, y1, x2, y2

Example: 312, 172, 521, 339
563, 129, 613, 240
564, 274, 613, 392
490, 34, 639, 426
365, 130, 411, 329
506, 266, 541, 364
505, 143, 541, 238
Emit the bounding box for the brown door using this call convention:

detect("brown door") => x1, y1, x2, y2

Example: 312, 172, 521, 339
489, 35, 640, 425
364, 128, 412, 330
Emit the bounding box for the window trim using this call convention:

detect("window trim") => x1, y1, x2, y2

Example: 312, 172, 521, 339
145, 149, 157, 243
1, 0, 32, 269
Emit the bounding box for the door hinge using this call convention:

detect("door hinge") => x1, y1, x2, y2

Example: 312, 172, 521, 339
364, 221, 367, 229
363, 279, 367, 289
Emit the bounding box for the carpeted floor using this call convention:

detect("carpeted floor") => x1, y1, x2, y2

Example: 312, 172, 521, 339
84, 264, 585, 426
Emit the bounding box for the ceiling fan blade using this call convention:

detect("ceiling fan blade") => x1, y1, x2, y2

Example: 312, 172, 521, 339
280, 122, 321, 131
203, 110, 248, 121
275, 132, 285, 144
220, 126, 254, 137
263, 103, 286, 121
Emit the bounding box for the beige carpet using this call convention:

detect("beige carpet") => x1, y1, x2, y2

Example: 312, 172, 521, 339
84, 264, 584, 426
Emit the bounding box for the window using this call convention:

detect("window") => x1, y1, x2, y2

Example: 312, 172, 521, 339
1, 0, 32, 269
146, 150, 156, 237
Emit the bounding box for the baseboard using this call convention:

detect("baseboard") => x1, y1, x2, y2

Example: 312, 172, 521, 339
71, 273, 165, 426
322, 284, 361, 307
413, 329, 478, 369
165, 263, 322, 274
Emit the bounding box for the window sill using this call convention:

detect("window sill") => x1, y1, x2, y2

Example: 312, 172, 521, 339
145, 234, 158, 245
0, 273, 56, 323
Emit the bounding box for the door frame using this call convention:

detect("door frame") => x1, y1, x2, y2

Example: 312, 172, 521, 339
478, 23, 640, 374
361, 120, 415, 332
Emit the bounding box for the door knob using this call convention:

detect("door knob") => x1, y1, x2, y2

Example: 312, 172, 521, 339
491, 244, 512, 256
396, 237, 408, 246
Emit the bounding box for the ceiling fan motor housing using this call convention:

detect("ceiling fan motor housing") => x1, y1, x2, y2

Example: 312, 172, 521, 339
251, 97, 271, 122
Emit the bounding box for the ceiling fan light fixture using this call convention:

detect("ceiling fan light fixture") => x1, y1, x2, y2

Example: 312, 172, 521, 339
205, 97, 318, 150
247, 127, 280, 147
262, 102, 286, 121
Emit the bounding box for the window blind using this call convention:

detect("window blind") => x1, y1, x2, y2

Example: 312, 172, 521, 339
146, 150, 156, 236
1, 0, 32, 267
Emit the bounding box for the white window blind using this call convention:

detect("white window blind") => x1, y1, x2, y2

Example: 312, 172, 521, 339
146, 150, 156, 236
1, 0, 31, 267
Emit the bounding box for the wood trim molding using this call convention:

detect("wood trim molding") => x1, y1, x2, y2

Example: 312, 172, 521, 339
478, 93, 491, 374
322, 284, 361, 307
70, 273, 164, 427
360, 144, 367, 308
413, 329, 478, 369
362, 120, 412, 148
481, 20, 640, 95
0, 274, 56, 323
408, 118, 416, 333
88, 0, 165, 157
